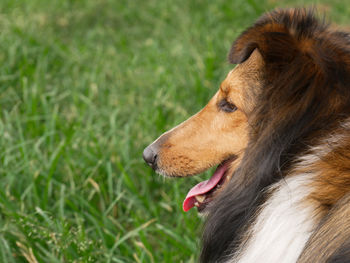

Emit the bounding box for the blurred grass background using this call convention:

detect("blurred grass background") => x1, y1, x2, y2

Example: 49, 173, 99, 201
0, 0, 349, 262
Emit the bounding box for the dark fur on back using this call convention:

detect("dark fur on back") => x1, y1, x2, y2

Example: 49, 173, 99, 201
327, 238, 350, 263
201, 8, 350, 262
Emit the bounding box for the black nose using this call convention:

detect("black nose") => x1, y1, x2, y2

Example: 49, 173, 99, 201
143, 145, 158, 169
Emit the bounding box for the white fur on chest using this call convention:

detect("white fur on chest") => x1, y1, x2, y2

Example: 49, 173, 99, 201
228, 175, 316, 263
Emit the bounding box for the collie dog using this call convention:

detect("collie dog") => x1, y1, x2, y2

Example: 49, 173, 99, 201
143, 8, 350, 263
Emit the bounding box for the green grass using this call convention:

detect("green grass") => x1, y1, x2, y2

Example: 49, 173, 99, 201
0, 0, 349, 262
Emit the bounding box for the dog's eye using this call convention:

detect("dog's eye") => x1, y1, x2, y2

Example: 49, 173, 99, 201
218, 99, 237, 113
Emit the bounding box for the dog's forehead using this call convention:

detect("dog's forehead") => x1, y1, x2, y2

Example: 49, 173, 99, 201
230, 49, 263, 80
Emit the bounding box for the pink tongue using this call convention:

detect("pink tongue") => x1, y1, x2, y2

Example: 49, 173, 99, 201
183, 162, 229, 212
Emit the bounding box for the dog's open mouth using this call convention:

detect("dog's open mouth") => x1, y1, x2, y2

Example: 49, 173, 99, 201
183, 158, 235, 212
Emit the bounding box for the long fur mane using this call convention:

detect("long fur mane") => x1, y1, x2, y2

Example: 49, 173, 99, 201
201, 8, 350, 262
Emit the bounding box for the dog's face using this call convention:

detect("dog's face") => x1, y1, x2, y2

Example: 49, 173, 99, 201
143, 49, 263, 212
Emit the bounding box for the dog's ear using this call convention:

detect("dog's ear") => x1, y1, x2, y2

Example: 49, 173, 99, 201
228, 23, 297, 67
228, 40, 258, 64
228, 25, 268, 64
228, 21, 287, 65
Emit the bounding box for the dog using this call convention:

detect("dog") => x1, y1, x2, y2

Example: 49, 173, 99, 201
143, 8, 350, 263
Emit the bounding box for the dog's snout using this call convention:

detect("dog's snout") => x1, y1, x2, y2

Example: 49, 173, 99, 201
143, 145, 158, 170
143, 132, 171, 171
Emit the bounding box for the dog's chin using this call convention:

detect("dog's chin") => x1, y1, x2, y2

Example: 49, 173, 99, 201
156, 156, 237, 214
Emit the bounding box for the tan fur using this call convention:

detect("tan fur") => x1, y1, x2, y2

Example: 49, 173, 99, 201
155, 50, 264, 177
307, 132, 350, 212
